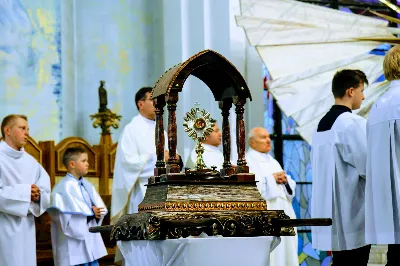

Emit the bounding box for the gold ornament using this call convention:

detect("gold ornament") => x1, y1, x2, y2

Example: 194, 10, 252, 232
183, 103, 215, 170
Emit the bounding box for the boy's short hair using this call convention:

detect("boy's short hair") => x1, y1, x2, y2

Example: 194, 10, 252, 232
135, 87, 153, 110
1, 114, 28, 138
383, 45, 400, 81
62, 147, 86, 168
332, 69, 369, 98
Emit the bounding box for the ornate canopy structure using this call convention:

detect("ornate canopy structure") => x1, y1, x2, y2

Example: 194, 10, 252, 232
150, 49, 253, 178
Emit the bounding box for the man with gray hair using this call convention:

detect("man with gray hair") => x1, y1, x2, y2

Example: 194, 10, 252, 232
246, 127, 298, 266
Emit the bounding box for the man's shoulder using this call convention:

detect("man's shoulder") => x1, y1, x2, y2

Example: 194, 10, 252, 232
245, 149, 255, 158
23, 151, 40, 163
119, 115, 141, 138
0, 149, 39, 165
335, 112, 366, 129
339, 111, 365, 121
245, 149, 264, 161
124, 115, 141, 127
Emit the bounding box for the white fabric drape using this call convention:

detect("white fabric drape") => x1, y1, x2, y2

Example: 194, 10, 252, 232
236, 0, 397, 143
118, 235, 280, 266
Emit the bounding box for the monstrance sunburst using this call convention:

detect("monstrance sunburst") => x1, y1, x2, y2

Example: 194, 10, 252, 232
183, 103, 215, 170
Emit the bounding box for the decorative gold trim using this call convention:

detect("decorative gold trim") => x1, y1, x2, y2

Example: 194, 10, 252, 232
139, 201, 267, 212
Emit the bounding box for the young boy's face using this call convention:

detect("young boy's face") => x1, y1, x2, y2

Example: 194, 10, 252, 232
71, 153, 89, 177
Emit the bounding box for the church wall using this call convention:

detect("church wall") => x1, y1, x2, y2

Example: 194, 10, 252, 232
1, 0, 264, 167
61, 0, 165, 145
0, 0, 62, 141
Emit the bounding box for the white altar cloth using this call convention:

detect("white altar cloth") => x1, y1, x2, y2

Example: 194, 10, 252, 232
117, 235, 280, 266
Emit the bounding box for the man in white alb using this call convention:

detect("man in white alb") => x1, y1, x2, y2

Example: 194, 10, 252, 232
246, 127, 298, 266
0, 114, 51, 266
111, 87, 173, 264
111, 87, 170, 222
366, 45, 400, 265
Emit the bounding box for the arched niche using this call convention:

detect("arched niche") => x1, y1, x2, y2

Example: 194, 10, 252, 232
152, 50, 252, 101
151, 49, 252, 177
54, 137, 99, 177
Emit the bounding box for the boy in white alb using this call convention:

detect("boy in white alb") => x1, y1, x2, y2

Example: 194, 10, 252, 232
312, 69, 370, 265
48, 147, 107, 266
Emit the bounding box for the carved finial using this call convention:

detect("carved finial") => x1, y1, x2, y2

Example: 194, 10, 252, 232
98, 80, 109, 113
91, 80, 122, 135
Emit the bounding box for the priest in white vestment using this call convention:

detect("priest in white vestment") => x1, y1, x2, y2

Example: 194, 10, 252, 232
186, 122, 224, 169
49, 147, 107, 266
311, 69, 370, 265
366, 45, 400, 264
0, 114, 51, 266
245, 127, 298, 266
111, 87, 170, 263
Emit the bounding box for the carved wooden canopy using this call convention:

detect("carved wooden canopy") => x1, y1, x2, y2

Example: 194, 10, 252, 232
149, 49, 253, 177
151, 49, 252, 101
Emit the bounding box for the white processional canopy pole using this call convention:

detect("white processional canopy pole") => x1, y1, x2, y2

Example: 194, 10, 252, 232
236, 0, 400, 143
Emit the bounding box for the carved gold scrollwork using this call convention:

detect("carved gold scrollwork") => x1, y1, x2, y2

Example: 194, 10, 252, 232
90, 109, 122, 135
147, 216, 161, 240
223, 219, 239, 236
110, 212, 296, 241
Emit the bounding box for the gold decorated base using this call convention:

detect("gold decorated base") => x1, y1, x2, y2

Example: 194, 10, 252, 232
89, 170, 332, 240
107, 210, 295, 241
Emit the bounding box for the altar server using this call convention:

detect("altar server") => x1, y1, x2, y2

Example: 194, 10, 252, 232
366, 45, 400, 264
48, 147, 107, 266
186, 122, 224, 169
311, 69, 370, 265
246, 127, 298, 266
0, 114, 51, 266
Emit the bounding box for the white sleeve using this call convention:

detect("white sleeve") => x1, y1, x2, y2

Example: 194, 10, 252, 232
29, 165, 51, 217
52, 210, 88, 240
341, 118, 367, 178
262, 174, 281, 201
284, 174, 296, 201
0, 164, 31, 216
247, 158, 279, 201
255, 175, 268, 200
0, 178, 31, 216
120, 129, 157, 173
264, 158, 286, 201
